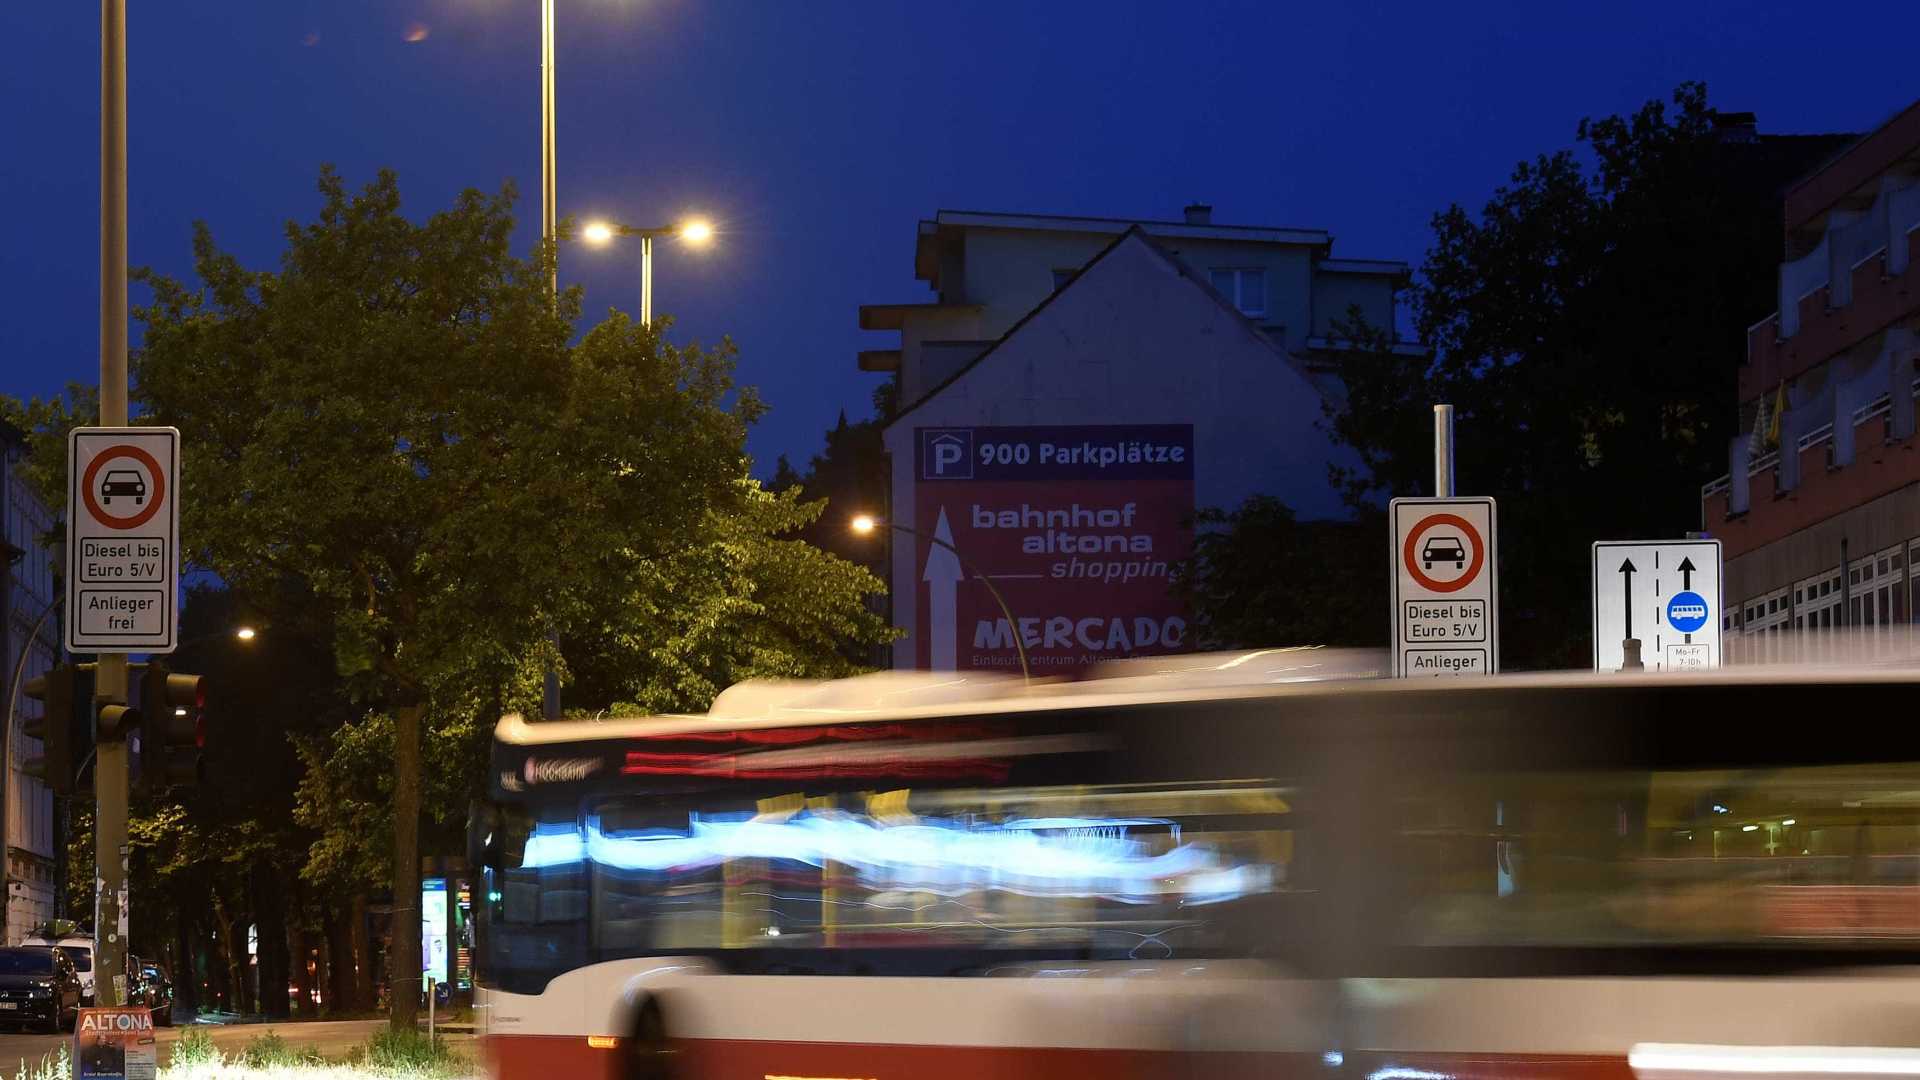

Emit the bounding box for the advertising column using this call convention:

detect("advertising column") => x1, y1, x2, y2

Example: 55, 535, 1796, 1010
913, 424, 1194, 674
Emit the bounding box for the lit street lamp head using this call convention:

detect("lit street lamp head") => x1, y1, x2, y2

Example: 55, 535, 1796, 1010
234, 626, 257, 642
582, 221, 615, 245
679, 218, 714, 246
850, 515, 877, 535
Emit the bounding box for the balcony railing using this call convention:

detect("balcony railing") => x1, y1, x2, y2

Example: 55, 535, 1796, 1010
1701, 376, 1920, 509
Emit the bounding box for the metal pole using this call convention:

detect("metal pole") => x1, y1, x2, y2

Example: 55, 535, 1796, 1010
539, 0, 561, 722
641, 235, 653, 328
1433, 404, 1454, 498
95, 0, 131, 1008
540, 0, 557, 300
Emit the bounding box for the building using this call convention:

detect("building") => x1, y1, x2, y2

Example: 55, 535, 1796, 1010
1701, 99, 1920, 654
860, 206, 1417, 673
2, 420, 59, 943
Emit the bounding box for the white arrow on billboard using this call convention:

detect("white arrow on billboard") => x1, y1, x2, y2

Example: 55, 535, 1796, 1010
923, 506, 963, 670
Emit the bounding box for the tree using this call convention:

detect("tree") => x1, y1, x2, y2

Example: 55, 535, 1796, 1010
1174, 497, 1386, 649
1325, 83, 1850, 668
131, 167, 772, 1029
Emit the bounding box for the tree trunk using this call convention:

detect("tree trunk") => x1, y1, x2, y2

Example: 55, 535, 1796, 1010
388, 702, 423, 1032
172, 900, 198, 1023
290, 923, 311, 1018
350, 893, 373, 1012
212, 895, 246, 1014
252, 864, 291, 1019
325, 904, 355, 1013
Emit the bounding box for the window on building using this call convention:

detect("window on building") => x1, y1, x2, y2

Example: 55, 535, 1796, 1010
1851, 568, 1862, 585
1050, 269, 1077, 292
1208, 269, 1267, 317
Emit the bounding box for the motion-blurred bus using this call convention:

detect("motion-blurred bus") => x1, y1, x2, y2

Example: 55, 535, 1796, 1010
472, 651, 1920, 1080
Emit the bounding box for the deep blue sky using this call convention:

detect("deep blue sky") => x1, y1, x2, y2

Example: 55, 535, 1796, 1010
2, 1, 1912, 473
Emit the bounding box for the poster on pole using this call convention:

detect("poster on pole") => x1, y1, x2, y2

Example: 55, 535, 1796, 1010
1390, 496, 1498, 677
75, 1007, 156, 1080
912, 424, 1194, 674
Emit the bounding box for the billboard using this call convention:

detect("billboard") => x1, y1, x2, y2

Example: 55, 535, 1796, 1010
913, 424, 1194, 674
422, 877, 448, 986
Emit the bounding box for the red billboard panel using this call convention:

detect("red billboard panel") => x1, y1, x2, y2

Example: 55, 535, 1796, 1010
913, 424, 1194, 674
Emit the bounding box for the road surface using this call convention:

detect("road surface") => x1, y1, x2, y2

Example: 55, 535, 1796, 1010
0, 1018, 471, 1070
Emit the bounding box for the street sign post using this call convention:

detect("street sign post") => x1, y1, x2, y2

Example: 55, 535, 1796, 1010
1591, 539, 1723, 672
66, 427, 180, 654
1391, 497, 1498, 677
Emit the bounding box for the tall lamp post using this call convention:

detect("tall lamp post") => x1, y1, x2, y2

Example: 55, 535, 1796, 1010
850, 515, 1031, 683
581, 218, 714, 327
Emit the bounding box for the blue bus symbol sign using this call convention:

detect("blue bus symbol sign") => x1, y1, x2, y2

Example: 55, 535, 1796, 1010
1666, 591, 1710, 634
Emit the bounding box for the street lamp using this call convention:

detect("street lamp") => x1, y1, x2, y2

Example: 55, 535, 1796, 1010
580, 217, 716, 327
234, 626, 257, 642
849, 515, 1031, 683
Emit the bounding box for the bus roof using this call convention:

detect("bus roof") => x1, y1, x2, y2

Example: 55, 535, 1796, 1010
492, 645, 1920, 747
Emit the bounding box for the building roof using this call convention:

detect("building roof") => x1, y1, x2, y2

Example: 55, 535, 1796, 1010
1782, 97, 1920, 235
884, 225, 1300, 427
914, 209, 1340, 286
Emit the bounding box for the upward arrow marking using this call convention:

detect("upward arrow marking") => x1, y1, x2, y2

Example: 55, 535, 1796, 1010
1618, 558, 1637, 639
923, 507, 965, 671
1677, 556, 1697, 591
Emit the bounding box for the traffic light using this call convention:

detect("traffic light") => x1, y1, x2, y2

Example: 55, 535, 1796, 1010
21, 665, 82, 796
136, 664, 205, 795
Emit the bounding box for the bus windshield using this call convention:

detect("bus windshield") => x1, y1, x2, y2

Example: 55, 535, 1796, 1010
475, 777, 1304, 994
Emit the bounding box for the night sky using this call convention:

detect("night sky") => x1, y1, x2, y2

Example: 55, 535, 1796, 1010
2, 1, 1911, 473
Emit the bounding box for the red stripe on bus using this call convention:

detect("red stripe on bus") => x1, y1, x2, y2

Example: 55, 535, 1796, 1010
481, 1035, 1635, 1080
480, 1034, 623, 1080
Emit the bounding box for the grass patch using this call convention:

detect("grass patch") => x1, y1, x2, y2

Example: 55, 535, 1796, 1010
170, 1025, 220, 1067
8, 1047, 68, 1080
238, 1030, 326, 1069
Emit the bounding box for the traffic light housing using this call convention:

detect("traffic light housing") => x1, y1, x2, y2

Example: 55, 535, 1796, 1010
136, 664, 205, 795
21, 665, 82, 796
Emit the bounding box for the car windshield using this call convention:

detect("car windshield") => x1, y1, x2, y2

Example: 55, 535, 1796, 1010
58, 946, 90, 972
0, 950, 53, 974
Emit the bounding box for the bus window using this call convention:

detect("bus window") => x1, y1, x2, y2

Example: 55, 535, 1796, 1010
565, 779, 1304, 971
474, 803, 591, 993
1393, 762, 1920, 952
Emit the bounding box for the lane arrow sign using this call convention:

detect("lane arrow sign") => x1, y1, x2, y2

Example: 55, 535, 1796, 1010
1619, 559, 1637, 639
923, 506, 964, 671
1678, 557, 1696, 591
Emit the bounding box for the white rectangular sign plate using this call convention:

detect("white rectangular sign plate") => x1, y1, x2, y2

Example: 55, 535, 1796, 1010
1591, 539, 1723, 672
1391, 497, 1498, 677
66, 427, 180, 653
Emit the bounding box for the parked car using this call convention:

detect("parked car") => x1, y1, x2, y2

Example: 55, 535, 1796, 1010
0, 947, 82, 1033
22, 932, 94, 1004
128, 957, 173, 1025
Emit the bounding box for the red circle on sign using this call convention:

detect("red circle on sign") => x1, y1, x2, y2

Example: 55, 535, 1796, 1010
80, 445, 166, 530
1402, 512, 1485, 594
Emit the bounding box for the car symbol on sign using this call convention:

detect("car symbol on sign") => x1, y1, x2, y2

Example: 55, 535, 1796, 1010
101, 469, 146, 506
1422, 536, 1466, 571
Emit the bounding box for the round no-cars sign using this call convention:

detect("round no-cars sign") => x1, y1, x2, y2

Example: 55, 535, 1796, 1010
1401, 512, 1486, 594
79, 444, 166, 529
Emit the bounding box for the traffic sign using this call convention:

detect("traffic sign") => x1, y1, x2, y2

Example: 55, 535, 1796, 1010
66, 427, 180, 653
1591, 539, 1722, 672
1391, 497, 1498, 677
